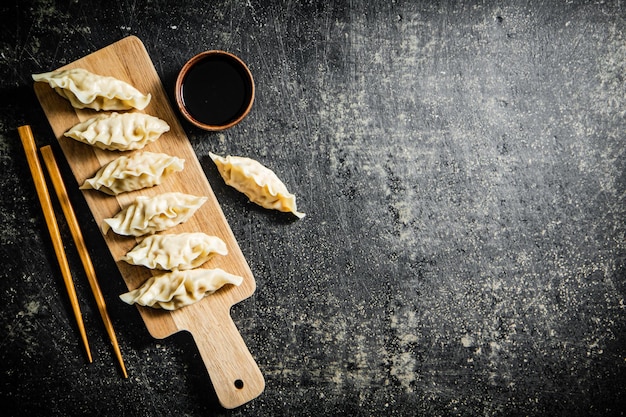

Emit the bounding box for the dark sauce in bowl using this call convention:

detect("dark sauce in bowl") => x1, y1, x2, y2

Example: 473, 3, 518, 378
176, 51, 254, 131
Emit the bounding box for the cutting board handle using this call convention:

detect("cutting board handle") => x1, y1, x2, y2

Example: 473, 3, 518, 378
186, 306, 265, 409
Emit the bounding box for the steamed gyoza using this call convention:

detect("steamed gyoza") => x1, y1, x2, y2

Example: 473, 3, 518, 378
119, 268, 243, 310
122, 232, 228, 270
65, 112, 170, 151
209, 152, 305, 218
81, 152, 184, 195
103, 192, 207, 236
32, 68, 151, 111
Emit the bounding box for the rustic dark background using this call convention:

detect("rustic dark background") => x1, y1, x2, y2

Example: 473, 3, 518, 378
1, 1, 625, 416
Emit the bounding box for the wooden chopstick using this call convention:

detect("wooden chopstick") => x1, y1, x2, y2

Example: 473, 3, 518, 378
40, 145, 129, 379
17, 125, 93, 363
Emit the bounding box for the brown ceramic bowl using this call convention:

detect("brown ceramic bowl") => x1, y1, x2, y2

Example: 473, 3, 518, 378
175, 50, 255, 131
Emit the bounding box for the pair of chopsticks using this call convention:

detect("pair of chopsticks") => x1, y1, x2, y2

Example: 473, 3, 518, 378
18, 125, 128, 378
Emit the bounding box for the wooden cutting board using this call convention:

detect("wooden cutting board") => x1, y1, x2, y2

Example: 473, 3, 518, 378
32, 35, 264, 409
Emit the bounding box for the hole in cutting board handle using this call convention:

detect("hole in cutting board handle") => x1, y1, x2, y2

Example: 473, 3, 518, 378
234, 379, 244, 389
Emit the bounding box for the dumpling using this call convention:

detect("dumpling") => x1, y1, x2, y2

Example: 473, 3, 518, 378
103, 192, 207, 236
121, 232, 228, 270
209, 152, 305, 218
65, 112, 170, 151
32, 68, 151, 111
119, 268, 244, 310
80, 152, 184, 195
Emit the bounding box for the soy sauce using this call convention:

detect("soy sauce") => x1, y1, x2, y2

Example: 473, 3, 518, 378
180, 55, 252, 126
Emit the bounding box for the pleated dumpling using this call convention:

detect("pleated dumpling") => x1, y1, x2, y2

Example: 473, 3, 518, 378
209, 152, 305, 219
32, 68, 151, 111
80, 152, 184, 195
65, 112, 170, 151
122, 232, 228, 270
103, 192, 207, 236
119, 268, 243, 310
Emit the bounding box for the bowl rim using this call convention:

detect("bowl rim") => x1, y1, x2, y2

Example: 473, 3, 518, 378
175, 50, 255, 131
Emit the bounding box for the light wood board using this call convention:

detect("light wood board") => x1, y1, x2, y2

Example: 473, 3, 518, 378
32, 35, 264, 409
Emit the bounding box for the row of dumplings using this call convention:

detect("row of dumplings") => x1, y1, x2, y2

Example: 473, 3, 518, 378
33, 68, 307, 310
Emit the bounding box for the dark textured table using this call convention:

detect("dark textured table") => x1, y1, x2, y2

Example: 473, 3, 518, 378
1, 1, 625, 416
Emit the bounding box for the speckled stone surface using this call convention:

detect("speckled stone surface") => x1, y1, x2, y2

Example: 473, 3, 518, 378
1, 1, 625, 416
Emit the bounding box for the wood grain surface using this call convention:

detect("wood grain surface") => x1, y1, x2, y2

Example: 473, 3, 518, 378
32, 35, 264, 409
